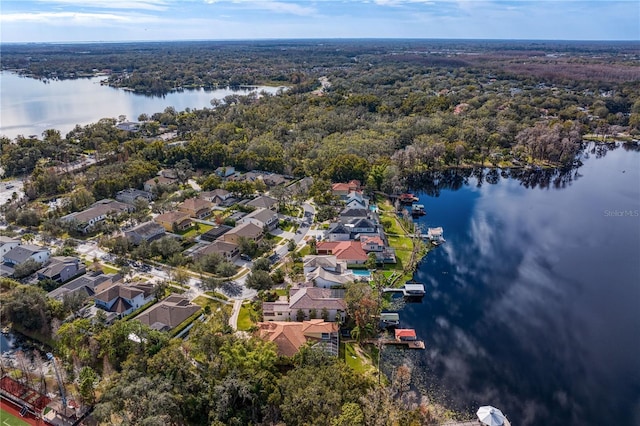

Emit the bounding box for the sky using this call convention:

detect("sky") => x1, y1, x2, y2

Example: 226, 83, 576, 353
1, 0, 638, 43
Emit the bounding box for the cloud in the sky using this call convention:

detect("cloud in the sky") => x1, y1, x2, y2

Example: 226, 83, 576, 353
1, 0, 637, 42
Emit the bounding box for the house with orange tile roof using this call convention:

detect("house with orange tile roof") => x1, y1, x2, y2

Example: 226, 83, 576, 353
331, 180, 361, 198
257, 319, 339, 357
316, 240, 368, 264
154, 211, 192, 232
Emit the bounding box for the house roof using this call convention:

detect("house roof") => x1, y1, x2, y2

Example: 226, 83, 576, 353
246, 195, 278, 210
145, 175, 177, 187
4, 245, 49, 263
225, 222, 263, 239
349, 218, 376, 229
257, 320, 338, 357
37, 256, 79, 278
180, 197, 213, 213
47, 272, 118, 300
135, 295, 200, 330
193, 240, 239, 257
127, 221, 166, 238
339, 208, 369, 218
360, 235, 384, 246
0, 236, 20, 245
316, 241, 368, 262
116, 188, 154, 201
303, 255, 339, 269
200, 188, 230, 200
306, 267, 354, 285
395, 329, 416, 339
243, 208, 277, 223
154, 211, 191, 225
327, 222, 351, 234
289, 286, 347, 311
63, 199, 131, 224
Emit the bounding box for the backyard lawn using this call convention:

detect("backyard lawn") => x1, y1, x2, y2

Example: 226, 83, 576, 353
237, 303, 258, 331
178, 224, 214, 239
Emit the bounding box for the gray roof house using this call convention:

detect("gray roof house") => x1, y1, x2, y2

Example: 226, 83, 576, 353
0, 237, 21, 263
61, 199, 133, 233
325, 222, 352, 242
338, 208, 370, 224
192, 240, 240, 262
47, 272, 122, 301
238, 208, 279, 230
124, 221, 166, 245
135, 295, 201, 331
3, 244, 50, 266
246, 195, 278, 211
37, 256, 85, 284
116, 188, 155, 205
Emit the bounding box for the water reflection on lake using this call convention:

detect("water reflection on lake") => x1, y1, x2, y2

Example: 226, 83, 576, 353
385, 143, 640, 426
0, 71, 283, 139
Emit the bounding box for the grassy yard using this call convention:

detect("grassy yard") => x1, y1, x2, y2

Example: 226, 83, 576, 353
275, 288, 288, 297
296, 245, 311, 257
237, 303, 258, 331
178, 223, 214, 239
100, 263, 120, 274
343, 342, 378, 378
193, 296, 231, 314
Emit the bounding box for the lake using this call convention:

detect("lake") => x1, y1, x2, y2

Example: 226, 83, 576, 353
0, 71, 284, 139
383, 143, 640, 426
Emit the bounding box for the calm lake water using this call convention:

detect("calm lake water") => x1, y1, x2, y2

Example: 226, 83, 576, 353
0, 71, 283, 139
383, 144, 640, 425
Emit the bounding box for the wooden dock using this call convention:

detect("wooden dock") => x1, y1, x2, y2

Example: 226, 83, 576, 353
365, 338, 426, 350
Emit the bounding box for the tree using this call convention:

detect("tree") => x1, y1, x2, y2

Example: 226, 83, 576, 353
216, 261, 237, 277
172, 267, 190, 287
365, 252, 378, 271
12, 258, 42, 279
296, 308, 305, 322
246, 270, 274, 291
77, 366, 99, 405
252, 257, 271, 272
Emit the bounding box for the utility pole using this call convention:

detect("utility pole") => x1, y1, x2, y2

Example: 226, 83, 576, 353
46, 353, 67, 408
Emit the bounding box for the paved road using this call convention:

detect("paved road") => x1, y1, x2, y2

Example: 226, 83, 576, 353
228, 299, 243, 329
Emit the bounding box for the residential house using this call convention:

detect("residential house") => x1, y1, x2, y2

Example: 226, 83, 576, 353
0, 237, 20, 262
331, 180, 361, 198
37, 256, 85, 284
238, 208, 279, 231
4, 244, 50, 266
115, 121, 140, 132
246, 195, 278, 211
192, 240, 240, 262
338, 208, 370, 224
144, 175, 178, 192
360, 235, 385, 253
135, 295, 201, 331
306, 266, 355, 289
344, 191, 369, 209
94, 282, 154, 318
200, 225, 233, 243
124, 221, 166, 245
316, 241, 368, 264
262, 173, 288, 187
347, 218, 377, 235
61, 199, 133, 233
302, 255, 347, 275
262, 283, 346, 322
115, 188, 155, 205
215, 166, 235, 178
257, 320, 339, 357
47, 272, 121, 302
227, 211, 247, 223
223, 222, 263, 245
287, 176, 313, 197
325, 222, 351, 242
154, 211, 192, 232
199, 189, 231, 205
179, 198, 213, 220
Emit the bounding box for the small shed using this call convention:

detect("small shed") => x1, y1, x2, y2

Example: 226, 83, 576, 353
395, 329, 417, 341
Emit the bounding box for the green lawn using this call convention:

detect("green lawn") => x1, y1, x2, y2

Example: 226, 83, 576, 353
178, 224, 214, 239
0, 407, 31, 426
275, 288, 288, 297
100, 263, 120, 274
193, 296, 231, 314
237, 303, 257, 331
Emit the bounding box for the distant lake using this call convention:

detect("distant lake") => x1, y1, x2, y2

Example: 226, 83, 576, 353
383, 144, 640, 426
0, 71, 283, 139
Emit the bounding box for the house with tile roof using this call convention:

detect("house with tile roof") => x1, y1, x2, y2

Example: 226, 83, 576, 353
94, 282, 154, 318
262, 283, 346, 322
135, 295, 201, 331
331, 180, 361, 198
257, 319, 339, 357
315, 241, 368, 264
